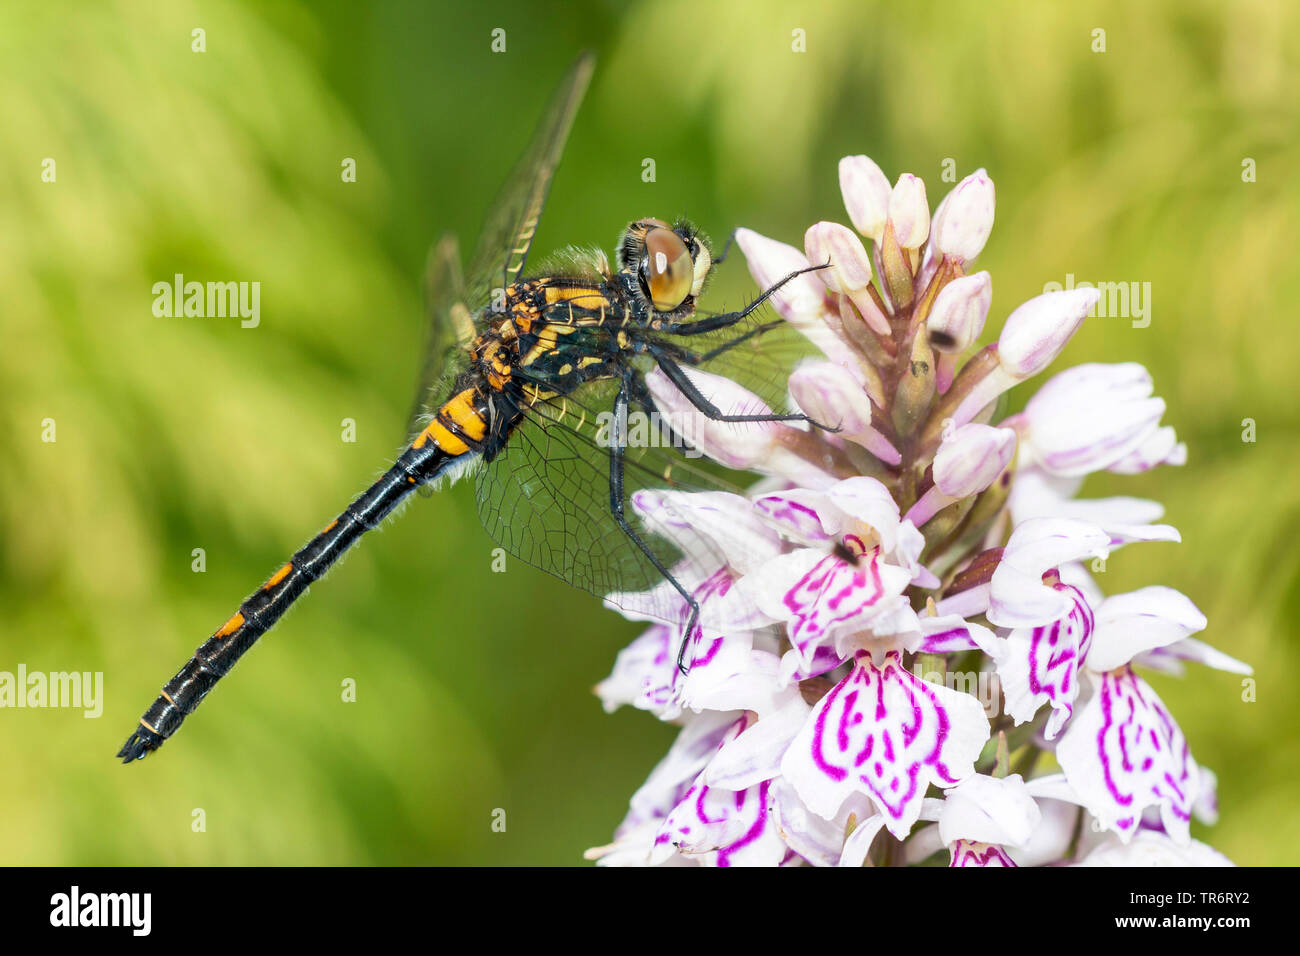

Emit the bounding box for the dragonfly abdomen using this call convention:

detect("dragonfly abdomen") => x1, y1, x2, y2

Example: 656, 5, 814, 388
117, 440, 460, 762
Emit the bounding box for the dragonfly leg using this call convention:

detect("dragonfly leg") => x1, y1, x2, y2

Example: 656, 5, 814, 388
711, 227, 739, 265
657, 262, 829, 335
651, 351, 818, 427
609, 372, 700, 674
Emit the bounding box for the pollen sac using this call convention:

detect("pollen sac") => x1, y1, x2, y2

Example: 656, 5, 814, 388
643, 227, 693, 311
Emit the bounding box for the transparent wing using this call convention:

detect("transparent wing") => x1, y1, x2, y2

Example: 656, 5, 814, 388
405, 235, 475, 439
474, 377, 753, 625
658, 307, 826, 416
463, 52, 595, 319
406, 52, 595, 437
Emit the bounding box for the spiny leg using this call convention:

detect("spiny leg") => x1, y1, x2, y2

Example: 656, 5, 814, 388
608, 371, 700, 674
711, 228, 738, 265
658, 262, 829, 335
651, 350, 818, 428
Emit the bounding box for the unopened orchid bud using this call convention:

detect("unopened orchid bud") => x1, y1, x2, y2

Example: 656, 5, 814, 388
805, 221, 872, 293
931, 169, 995, 262
928, 271, 992, 354
947, 287, 1099, 430
997, 287, 1098, 379
789, 360, 901, 466
888, 174, 930, 249
804, 222, 890, 338
839, 155, 891, 243
735, 228, 826, 322
928, 271, 993, 394
934, 424, 1018, 498
905, 424, 1016, 526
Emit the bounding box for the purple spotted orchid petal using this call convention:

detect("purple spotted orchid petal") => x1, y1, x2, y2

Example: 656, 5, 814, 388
996, 582, 1095, 739
988, 517, 1110, 628
652, 722, 789, 867
1010, 466, 1162, 526
595, 623, 679, 718
1194, 767, 1220, 825
1085, 586, 1208, 672
824, 475, 904, 543
676, 636, 787, 718
742, 545, 913, 669
949, 841, 1018, 867
624, 711, 740, 824
1056, 667, 1200, 845
822, 477, 941, 588
916, 614, 1003, 657
780, 651, 990, 838
753, 488, 837, 545
777, 643, 847, 686
605, 561, 768, 633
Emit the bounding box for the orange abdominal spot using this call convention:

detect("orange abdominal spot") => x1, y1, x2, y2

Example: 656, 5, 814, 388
264, 562, 293, 589
216, 612, 245, 638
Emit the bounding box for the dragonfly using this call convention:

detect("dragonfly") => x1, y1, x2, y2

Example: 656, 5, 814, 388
117, 52, 830, 763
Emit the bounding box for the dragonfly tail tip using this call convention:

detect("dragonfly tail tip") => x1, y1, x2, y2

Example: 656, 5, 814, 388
116, 728, 162, 764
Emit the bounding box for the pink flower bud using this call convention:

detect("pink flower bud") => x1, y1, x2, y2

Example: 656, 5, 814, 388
996, 287, 1098, 379
931, 169, 995, 262
927, 271, 992, 353
803, 221, 872, 294
735, 228, 827, 322
838, 155, 891, 242
888, 174, 930, 249
933, 424, 1018, 497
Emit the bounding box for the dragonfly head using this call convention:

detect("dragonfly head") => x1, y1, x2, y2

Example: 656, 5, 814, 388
617, 217, 712, 314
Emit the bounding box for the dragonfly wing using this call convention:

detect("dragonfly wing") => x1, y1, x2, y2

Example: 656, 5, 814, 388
474, 378, 752, 626
406, 52, 594, 439
462, 52, 595, 317
406, 234, 475, 439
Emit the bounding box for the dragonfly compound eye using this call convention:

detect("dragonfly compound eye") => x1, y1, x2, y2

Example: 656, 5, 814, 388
641, 226, 694, 312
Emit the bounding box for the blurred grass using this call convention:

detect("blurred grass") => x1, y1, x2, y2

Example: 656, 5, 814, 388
0, 0, 1294, 864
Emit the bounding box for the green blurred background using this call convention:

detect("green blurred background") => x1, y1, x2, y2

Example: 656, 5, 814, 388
1, 0, 1295, 865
